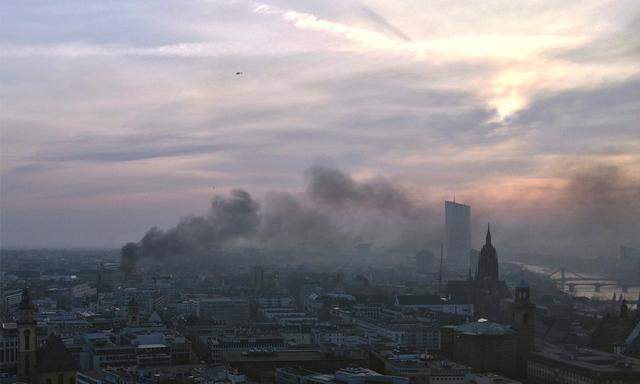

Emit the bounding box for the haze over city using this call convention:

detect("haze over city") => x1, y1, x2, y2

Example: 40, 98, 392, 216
1, 2, 640, 384
2, 0, 639, 257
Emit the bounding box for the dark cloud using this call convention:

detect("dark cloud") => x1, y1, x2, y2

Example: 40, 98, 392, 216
137, 189, 260, 259
126, 166, 442, 267
306, 166, 413, 214
555, 13, 640, 62
2, 0, 639, 254
562, 165, 640, 244
509, 78, 640, 155
358, 5, 413, 42
42, 142, 248, 163
0, 1, 207, 46
126, 161, 640, 268
6, 163, 52, 175
259, 191, 351, 251
485, 164, 640, 259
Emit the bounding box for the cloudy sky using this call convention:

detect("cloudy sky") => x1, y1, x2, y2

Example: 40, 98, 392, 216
1, 0, 639, 251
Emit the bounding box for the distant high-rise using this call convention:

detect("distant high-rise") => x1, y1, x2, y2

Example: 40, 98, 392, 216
415, 249, 436, 273
445, 200, 471, 269
251, 266, 265, 293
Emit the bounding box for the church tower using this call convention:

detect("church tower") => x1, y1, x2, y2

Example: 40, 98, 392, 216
513, 278, 535, 377
476, 224, 498, 282
473, 224, 501, 319
17, 288, 38, 384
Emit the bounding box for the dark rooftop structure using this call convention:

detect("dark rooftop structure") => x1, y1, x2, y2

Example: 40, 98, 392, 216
38, 333, 77, 373
528, 344, 640, 384
446, 321, 516, 336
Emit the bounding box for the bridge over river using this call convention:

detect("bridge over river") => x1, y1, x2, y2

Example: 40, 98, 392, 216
547, 268, 640, 294
518, 263, 640, 303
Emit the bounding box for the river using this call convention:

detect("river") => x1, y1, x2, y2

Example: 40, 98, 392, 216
515, 263, 640, 307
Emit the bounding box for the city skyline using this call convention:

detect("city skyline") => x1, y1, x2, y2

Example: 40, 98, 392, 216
0, 2, 639, 382
1, 1, 639, 253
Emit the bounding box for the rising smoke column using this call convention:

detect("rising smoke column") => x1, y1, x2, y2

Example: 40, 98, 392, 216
478, 164, 640, 259
557, 164, 640, 257
121, 189, 259, 269
122, 164, 639, 269
122, 166, 442, 268
258, 191, 352, 251
303, 166, 441, 251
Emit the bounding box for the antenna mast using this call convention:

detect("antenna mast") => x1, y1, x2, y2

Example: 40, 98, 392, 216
438, 243, 444, 295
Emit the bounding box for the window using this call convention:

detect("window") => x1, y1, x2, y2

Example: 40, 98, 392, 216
23, 329, 31, 349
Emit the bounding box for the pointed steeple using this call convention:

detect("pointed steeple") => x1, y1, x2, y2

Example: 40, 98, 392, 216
476, 223, 498, 282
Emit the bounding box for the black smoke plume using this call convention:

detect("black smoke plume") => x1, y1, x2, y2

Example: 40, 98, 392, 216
488, 164, 640, 259
123, 167, 440, 268
122, 164, 639, 270
121, 189, 259, 268
553, 164, 640, 257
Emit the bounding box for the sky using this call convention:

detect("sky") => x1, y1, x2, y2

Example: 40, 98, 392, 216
1, 0, 639, 253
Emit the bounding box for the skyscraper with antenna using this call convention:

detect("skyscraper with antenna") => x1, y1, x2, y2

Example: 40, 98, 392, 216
445, 200, 471, 270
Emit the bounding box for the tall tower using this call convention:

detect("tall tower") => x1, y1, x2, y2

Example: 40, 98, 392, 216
444, 201, 471, 269
513, 278, 535, 377
473, 225, 501, 319
17, 288, 38, 384
476, 224, 498, 282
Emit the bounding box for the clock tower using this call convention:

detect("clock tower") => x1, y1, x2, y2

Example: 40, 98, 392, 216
17, 288, 37, 384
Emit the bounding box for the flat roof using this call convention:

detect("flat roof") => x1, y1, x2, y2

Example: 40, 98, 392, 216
446, 321, 516, 336
137, 343, 168, 349
530, 345, 640, 374
224, 349, 327, 362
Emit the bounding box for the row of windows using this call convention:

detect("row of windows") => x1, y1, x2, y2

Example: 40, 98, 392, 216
0, 348, 16, 362
528, 362, 593, 384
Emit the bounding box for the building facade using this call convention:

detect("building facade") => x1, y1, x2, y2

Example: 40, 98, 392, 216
444, 226, 510, 321
527, 345, 640, 384
441, 321, 519, 378
445, 201, 471, 269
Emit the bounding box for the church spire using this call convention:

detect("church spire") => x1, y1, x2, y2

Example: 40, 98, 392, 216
486, 223, 492, 245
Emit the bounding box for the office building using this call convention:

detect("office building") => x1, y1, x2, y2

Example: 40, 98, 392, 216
527, 344, 640, 384
445, 201, 471, 269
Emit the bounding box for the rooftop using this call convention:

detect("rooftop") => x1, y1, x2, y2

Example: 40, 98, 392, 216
530, 345, 640, 374
136, 343, 168, 349
447, 321, 516, 336
466, 373, 522, 384
224, 349, 330, 362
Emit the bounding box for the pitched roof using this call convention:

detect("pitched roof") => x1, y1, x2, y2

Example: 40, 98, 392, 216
148, 311, 162, 323
37, 333, 77, 373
